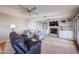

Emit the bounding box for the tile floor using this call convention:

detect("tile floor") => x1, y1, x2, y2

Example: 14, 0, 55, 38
41, 35, 79, 54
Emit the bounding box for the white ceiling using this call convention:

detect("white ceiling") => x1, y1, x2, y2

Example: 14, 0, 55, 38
0, 5, 78, 21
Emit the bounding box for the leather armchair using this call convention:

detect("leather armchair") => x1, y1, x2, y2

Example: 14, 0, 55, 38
9, 31, 42, 54
11, 35, 28, 54
12, 39, 41, 54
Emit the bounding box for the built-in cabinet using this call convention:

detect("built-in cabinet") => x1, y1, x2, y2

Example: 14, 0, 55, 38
59, 21, 73, 31
49, 21, 59, 36
59, 20, 73, 40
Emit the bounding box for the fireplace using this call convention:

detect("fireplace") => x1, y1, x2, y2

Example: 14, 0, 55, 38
50, 28, 57, 34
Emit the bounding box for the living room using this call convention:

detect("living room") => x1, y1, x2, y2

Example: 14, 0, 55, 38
0, 5, 79, 54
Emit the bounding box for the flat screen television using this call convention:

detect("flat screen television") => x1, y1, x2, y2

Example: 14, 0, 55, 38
49, 21, 58, 26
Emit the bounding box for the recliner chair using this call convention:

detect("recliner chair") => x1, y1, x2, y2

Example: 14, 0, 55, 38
9, 31, 42, 54
12, 38, 41, 54
12, 36, 28, 54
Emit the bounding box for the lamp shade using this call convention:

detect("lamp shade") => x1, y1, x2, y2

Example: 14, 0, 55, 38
10, 24, 16, 30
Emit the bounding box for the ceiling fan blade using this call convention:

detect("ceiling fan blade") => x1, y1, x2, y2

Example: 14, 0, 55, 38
19, 5, 29, 11
31, 12, 38, 15
30, 7, 37, 11
19, 5, 26, 10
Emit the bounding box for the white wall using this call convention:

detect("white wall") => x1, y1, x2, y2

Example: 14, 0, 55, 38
0, 14, 27, 41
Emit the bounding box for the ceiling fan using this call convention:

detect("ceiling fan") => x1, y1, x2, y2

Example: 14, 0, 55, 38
19, 5, 38, 16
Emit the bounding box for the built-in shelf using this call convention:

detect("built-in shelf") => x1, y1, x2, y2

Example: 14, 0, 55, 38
59, 20, 73, 31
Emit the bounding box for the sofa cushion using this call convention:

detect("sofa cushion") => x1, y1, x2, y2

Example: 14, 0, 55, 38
13, 36, 28, 53
26, 40, 41, 54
